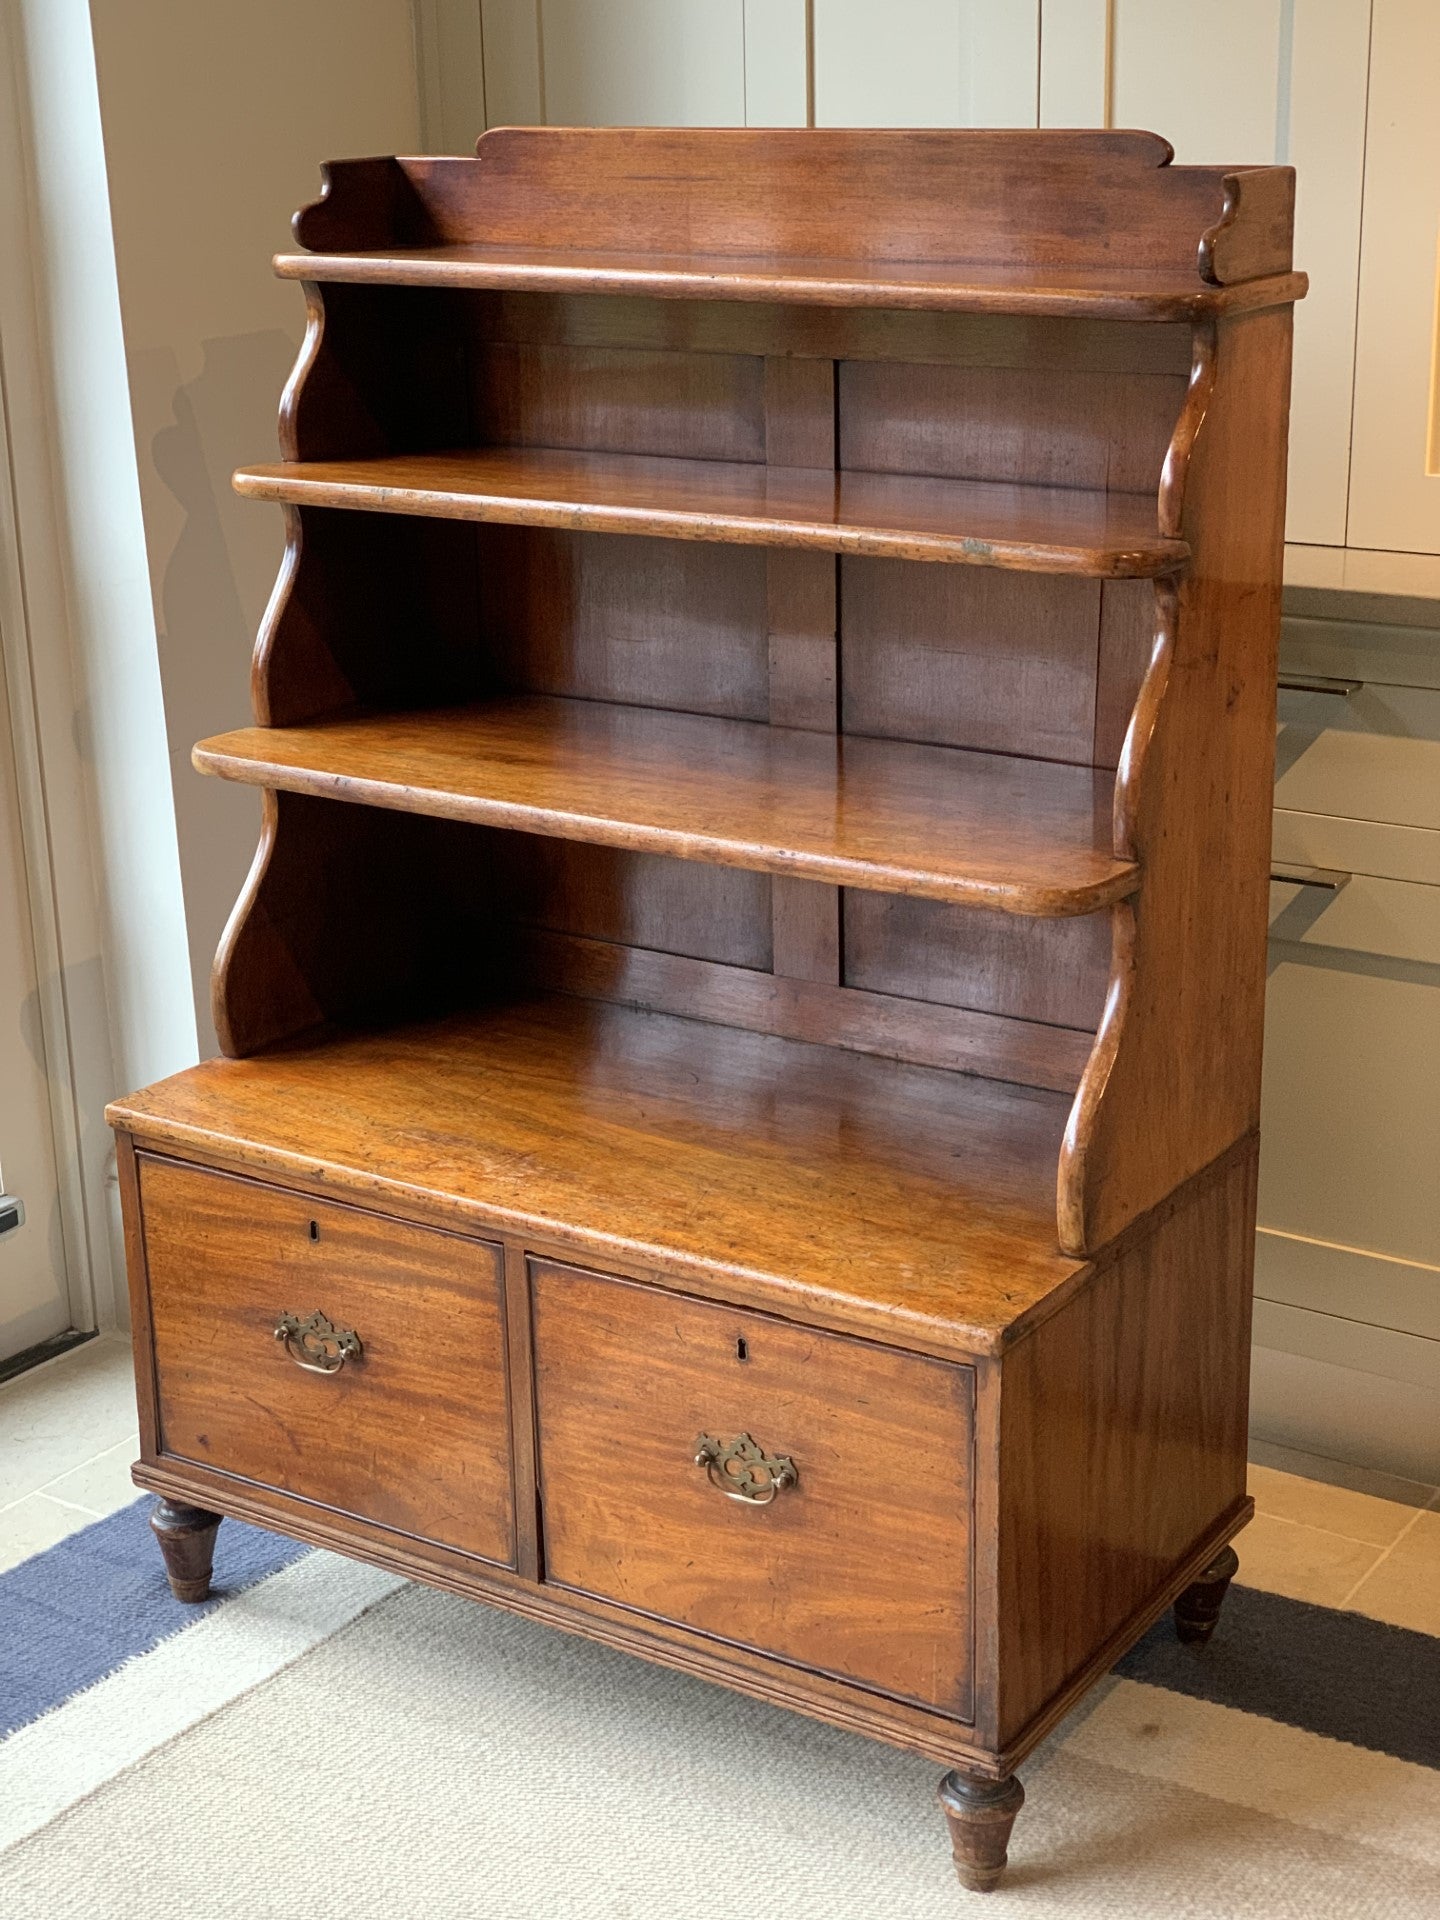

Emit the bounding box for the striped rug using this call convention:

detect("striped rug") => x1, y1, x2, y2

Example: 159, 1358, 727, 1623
1, 1499, 1436, 1917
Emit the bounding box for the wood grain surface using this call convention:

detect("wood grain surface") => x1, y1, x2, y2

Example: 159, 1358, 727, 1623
273, 243, 1306, 322
1059, 310, 1293, 1252
282, 128, 1303, 317
108, 997, 1084, 1359
233, 448, 1189, 577
193, 697, 1137, 916
532, 1261, 975, 1716
138, 1153, 514, 1565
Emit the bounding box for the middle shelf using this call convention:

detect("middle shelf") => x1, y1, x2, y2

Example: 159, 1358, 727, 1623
232, 447, 1189, 579
194, 695, 1135, 916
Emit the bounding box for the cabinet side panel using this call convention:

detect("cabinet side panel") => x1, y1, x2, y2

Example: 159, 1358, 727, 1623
1061, 308, 1293, 1252
996, 1144, 1256, 1748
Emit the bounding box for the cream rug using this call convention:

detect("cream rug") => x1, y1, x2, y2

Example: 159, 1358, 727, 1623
3, 1532, 1438, 1918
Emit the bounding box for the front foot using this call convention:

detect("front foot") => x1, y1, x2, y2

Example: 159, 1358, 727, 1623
938, 1769, 1025, 1893
1174, 1543, 1240, 1646
150, 1498, 222, 1602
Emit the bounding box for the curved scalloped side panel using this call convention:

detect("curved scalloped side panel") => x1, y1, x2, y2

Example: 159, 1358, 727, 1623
1197, 168, 1297, 287
292, 156, 433, 252
212, 791, 325, 1057
1056, 902, 1136, 1256
1054, 310, 1291, 1255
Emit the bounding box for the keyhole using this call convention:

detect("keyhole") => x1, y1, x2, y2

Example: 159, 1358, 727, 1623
308, 1220, 319, 1242
736, 1337, 748, 1363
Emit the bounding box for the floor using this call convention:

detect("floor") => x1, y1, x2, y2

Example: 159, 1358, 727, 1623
2, 1333, 1439, 1633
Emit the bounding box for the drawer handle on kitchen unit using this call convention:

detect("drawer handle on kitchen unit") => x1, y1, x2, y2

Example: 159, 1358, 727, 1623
695, 1431, 798, 1505
1270, 864, 1351, 892
1277, 674, 1363, 696
274, 1308, 363, 1375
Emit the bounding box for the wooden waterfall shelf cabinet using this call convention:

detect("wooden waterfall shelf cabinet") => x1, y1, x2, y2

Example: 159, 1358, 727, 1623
109, 128, 1302, 1895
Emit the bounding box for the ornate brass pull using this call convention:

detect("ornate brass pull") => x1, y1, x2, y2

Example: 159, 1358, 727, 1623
694, 1432, 797, 1505
274, 1309, 362, 1375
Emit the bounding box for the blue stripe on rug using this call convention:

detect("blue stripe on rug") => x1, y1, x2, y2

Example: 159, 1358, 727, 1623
1116, 1581, 1440, 1769
0, 1498, 309, 1737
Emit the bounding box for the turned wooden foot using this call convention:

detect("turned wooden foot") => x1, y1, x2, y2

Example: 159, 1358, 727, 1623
150, 1498, 222, 1602
1174, 1543, 1240, 1646
938, 1769, 1025, 1893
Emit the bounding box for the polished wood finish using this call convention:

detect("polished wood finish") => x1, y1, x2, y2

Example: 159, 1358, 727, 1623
111, 999, 1081, 1361
194, 697, 1138, 916
139, 1154, 514, 1565
1174, 1545, 1242, 1647
112, 130, 1300, 1893
233, 448, 1189, 578
938, 1770, 1026, 1894
532, 1262, 974, 1715
1058, 312, 1294, 1253
992, 1145, 1256, 1754
281, 128, 1302, 320
150, 1498, 222, 1603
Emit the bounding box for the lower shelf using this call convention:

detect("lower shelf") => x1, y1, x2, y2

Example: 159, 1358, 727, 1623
108, 995, 1083, 1356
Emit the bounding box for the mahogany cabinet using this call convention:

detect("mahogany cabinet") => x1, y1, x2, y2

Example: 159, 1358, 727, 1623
109, 128, 1303, 1893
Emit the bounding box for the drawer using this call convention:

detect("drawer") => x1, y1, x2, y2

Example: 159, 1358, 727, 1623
531, 1261, 974, 1717
1259, 933, 1440, 1270
1274, 679, 1440, 831
138, 1156, 514, 1565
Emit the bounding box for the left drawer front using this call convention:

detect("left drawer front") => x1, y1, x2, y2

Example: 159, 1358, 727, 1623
138, 1155, 514, 1567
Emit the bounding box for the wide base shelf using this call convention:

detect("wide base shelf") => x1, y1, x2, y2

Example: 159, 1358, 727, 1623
194, 696, 1136, 916
232, 448, 1189, 578
108, 997, 1085, 1356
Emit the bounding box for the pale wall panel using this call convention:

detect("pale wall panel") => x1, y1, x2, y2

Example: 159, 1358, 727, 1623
1110, 0, 1284, 161
415, 0, 485, 150
816, 0, 1038, 128
1038, 0, 1108, 126
480, 0, 544, 124
1347, 0, 1440, 552
540, 0, 746, 127
744, 0, 809, 126
1049, 0, 1370, 549
815, 0, 965, 127
1285, 0, 1372, 547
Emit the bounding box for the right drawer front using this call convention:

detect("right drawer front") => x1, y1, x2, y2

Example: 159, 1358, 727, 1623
531, 1261, 975, 1718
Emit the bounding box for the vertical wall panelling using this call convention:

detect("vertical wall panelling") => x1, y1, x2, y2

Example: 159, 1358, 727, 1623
1043, 0, 1370, 547
743, 0, 810, 127
1347, 0, 1440, 553
814, 0, 966, 127
1037, 0, 1109, 127
539, 1, 746, 128
815, 1, 1040, 128
959, 0, 1041, 127
1281, 0, 1371, 547
414, 0, 487, 152
479, 0, 544, 125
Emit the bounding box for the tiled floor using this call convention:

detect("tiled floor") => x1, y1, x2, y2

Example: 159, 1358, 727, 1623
0, 1336, 140, 1574
1, 1337, 1438, 1632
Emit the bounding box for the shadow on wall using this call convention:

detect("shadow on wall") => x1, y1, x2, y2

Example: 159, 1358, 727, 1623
136, 329, 296, 1056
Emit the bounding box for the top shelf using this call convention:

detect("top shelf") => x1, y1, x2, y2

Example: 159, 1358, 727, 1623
272, 244, 1307, 325
282, 129, 1306, 325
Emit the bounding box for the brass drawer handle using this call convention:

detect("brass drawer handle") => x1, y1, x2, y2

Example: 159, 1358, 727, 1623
274, 1309, 362, 1375
695, 1431, 797, 1505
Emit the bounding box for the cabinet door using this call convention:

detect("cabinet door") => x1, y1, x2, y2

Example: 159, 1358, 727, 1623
1347, 0, 1440, 553
1040, 0, 1372, 550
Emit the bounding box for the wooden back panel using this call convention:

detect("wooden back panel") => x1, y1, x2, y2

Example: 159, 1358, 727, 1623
293, 130, 1291, 292
242, 279, 1186, 1082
